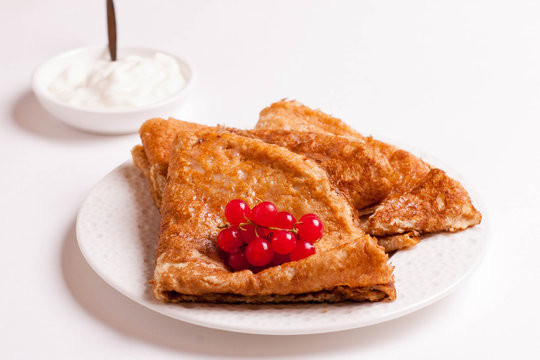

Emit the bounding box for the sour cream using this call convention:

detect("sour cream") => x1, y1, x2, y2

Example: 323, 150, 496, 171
47, 51, 187, 109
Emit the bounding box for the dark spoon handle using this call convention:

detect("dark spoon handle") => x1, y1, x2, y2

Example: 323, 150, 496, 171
107, 0, 117, 61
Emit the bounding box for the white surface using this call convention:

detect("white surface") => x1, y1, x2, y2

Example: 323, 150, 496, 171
76, 162, 488, 335
33, 46, 195, 134
1, 0, 539, 358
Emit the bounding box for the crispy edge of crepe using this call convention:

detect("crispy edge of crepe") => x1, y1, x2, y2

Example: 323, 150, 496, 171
132, 118, 206, 209
376, 232, 421, 253
364, 168, 482, 236
258, 99, 366, 138
153, 129, 396, 303
132, 144, 160, 207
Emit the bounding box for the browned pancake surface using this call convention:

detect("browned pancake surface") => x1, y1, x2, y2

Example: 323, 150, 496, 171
154, 130, 395, 303
228, 128, 396, 209
256, 100, 482, 237
256, 100, 431, 194
134, 118, 397, 211
136, 118, 205, 208
258, 99, 365, 138
376, 232, 421, 253
363, 169, 482, 236
133, 100, 481, 255
133, 120, 400, 253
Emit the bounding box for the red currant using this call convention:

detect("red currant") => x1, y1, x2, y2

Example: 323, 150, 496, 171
296, 214, 324, 243
271, 253, 290, 266
228, 248, 250, 271
289, 239, 316, 261
225, 199, 251, 226
216, 227, 243, 253
238, 223, 257, 244
270, 230, 297, 255
251, 201, 277, 227
245, 237, 274, 267
275, 211, 296, 229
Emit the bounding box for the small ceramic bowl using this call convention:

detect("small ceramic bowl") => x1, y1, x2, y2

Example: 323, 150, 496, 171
32, 46, 195, 135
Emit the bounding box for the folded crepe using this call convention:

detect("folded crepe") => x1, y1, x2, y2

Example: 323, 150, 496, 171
152, 129, 395, 303
362, 168, 482, 235
256, 99, 482, 240
257, 99, 432, 193
132, 118, 406, 252
133, 100, 481, 256
133, 118, 205, 208
222, 128, 397, 210
133, 118, 396, 211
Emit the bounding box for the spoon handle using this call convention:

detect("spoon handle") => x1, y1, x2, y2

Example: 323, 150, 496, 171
107, 0, 117, 61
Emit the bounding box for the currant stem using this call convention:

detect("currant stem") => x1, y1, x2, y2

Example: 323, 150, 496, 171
221, 219, 301, 235
266, 226, 298, 234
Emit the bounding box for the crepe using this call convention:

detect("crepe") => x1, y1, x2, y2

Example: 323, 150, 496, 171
133, 118, 205, 208
133, 100, 481, 258
133, 118, 406, 252
362, 169, 482, 235
257, 99, 431, 193
225, 128, 396, 210
256, 99, 481, 238
376, 232, 421, 253
153, 129, 395, 303
133, 118, 396, 211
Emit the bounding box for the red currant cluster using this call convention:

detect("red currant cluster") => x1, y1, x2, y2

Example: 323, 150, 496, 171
216, 199, 324, 272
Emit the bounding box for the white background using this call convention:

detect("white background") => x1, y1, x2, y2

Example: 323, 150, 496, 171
1, 0, 539, 358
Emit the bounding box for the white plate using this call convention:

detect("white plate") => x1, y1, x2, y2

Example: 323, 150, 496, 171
76, 161, 488, 335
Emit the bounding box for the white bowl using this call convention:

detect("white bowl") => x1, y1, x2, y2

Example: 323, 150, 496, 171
32, 46, 195, 135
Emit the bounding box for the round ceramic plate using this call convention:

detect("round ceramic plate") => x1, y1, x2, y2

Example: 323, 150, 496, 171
76, 161, 488, 335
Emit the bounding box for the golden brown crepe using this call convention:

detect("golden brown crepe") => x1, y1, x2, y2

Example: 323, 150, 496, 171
362, 169, 482, 236
376, 232, 421, 253
257, 99, 431, 193
256, 99, 481, 239
133, 118, 397, 211
133, 118, 205, 208
225, 128, 396, 210
153, 129, 395, 303
133, 100, 481, 260
132, 118, 406, 252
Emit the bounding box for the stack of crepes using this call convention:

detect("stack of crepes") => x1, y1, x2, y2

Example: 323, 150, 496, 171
131, 100, 482, 304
